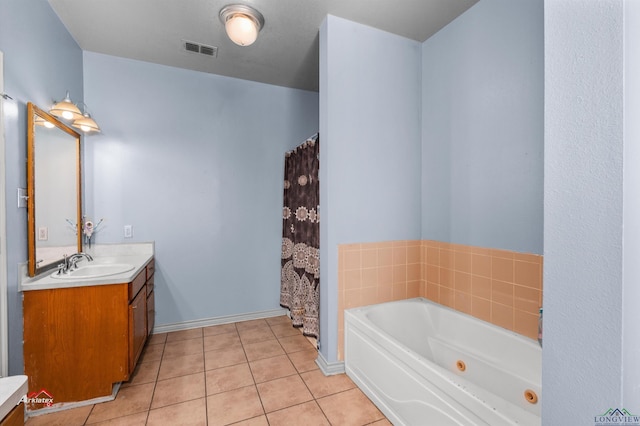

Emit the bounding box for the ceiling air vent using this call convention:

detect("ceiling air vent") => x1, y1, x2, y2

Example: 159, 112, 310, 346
182, 40, 218, 58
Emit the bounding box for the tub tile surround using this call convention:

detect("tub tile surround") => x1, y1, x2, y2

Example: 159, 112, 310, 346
338, 240, 543, 360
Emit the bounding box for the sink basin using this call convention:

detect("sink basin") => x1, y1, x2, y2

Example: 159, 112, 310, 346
51, 263, 135, 279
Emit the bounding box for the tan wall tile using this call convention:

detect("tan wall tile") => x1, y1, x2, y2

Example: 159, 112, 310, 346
455, 291, 472, 315
514, 285, 541, 314
361, 249, 378, 269
440, 287, 454, 308
514, 260, 542, 289
407, 246, 421, 264
440, 268, 453, 288
378, 266, 393, 286
472, 254, 491, 278
514, 310, 538, 340
407, 264, 421, 281
491, 256, 514, 282
440, 249, 454, 269
454, 251, 472, 273
471, 275, 491, 300
426, 247, 440, 265
361, 268, 378, 287
491, 280, 514, 307
393, 246, 407, 265
426, 282, 439, 303
378, 247, 393, 267
471, 297, 491, 322
454, 271, 472, 293
426, 264, 440, 284
344, 250, 361, 270
392, 283, 407, 301
392, 264, 406, 284
407, 281, 421, 299
344, 269, 362, 290
491, 302, 514, 330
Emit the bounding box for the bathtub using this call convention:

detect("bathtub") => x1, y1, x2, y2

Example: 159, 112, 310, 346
344, 298, 541, 426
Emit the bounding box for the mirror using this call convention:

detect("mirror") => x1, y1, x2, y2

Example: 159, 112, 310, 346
27, 102, 82, 277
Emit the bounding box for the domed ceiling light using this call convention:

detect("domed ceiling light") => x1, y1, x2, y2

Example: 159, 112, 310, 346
219, 4, 264, 46
49, 91, 83, 121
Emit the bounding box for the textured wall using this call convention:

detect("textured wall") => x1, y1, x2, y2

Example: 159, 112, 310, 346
421, 0, 544, 254
544, 0, 629, 421
83, 52, 319, 327
319, 15, 422, 363
0, 0, 84, 374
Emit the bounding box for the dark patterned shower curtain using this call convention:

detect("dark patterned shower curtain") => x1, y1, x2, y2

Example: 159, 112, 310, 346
280, 134, 320, 338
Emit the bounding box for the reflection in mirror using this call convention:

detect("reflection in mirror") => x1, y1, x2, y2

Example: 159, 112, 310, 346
27, 102, 82, 277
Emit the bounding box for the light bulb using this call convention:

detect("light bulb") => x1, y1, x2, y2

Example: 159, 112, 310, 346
225, 14, 258, 46
62, 111, 74, 120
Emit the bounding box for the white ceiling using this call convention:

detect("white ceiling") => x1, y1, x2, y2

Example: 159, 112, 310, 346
48, 0, 478, 92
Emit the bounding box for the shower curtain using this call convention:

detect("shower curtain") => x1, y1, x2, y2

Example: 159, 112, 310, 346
280, 134, 319, 338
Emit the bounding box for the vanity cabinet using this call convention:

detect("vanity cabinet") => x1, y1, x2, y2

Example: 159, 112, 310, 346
0, 403, 24, 426
23, 258, 155, 407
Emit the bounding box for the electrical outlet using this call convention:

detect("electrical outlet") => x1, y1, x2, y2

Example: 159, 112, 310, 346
38, 227, 48, 241
124, 225, 133, 238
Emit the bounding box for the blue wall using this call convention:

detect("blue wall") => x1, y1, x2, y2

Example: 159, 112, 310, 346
421, 0, 543, 254
83, 52, 319, 326
319, 15, 422, 363
0, 0, 84, 375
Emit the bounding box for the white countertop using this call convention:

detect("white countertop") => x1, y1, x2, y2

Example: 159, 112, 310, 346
0, 375, 27, 420
20, 242, 154, 291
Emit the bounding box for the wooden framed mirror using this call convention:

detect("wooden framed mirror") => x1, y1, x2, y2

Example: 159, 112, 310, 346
27, 102, 82, 277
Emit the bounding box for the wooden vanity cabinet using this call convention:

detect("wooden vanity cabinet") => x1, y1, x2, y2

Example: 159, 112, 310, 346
0, 403, 24, 426
146, 260, 155, 336
23, 258, 155, 407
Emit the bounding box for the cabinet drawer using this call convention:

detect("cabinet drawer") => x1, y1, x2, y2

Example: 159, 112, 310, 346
146, 274, 154, 293
146, 259, 155, 280
129, 269, 146, 301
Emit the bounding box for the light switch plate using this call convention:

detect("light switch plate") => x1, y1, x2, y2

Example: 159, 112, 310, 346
38, 227, 48, 241
124, 225, 133, 238
17, 188, 28, 208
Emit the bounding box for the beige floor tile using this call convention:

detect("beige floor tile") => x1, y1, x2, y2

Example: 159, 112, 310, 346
147, 332, 167, 345
205, 345, 247, 370
238, 326, 276, 344
207, 385, 264, 426
146, 397, 207, 426
165, 328, 204, 342
269, 323, 301, 338
163, 338, 203, 359
370, 419, 394, 425
86, 412, 148, 426
121, 359, 161, 387
249, 354, 297, 383
256, 375, 313, 413
202, 323, 237, 336
203, 332, 241, 352
86, 382, 154, 424
205, 363, 255, 395
151, 372, 206, 409
243, 340, 285, 361
232, 415, 269, 426
278, 334, 315, 353
265, 315, 292, 326
266, 401, 330, 426
235, 319, 269, 330
287, 349, 319, 373
26, 404, 93, 426
139, 342, 164, 363
157, 352, 204, 381
317, 388, 384, 426
300, 370, 356, 398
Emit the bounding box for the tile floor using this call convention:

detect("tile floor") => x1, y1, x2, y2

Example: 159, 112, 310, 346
25, 315, 391, 426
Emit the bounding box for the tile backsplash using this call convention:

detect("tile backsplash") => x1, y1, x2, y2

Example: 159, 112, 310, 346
337, 240, 542, 360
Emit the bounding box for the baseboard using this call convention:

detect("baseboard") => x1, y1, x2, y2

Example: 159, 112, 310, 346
152, 308, 288, 334
315, 351, 345, 376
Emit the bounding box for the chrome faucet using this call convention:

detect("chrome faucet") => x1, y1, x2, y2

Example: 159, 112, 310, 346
58, 252, 94, 274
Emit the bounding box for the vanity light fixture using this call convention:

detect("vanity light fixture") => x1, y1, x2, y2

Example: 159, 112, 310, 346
72, 103, 101, 133
49, 91, 83, 121
219, 4, 264, 46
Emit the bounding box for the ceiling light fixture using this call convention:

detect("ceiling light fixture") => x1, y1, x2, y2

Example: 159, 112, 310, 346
49, 91, 83, 121
72, 103, 101, 133
219, 4, 264, 46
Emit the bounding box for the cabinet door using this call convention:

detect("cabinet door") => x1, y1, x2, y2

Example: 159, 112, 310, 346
147, 288, 155, 336
129, 287, 147, 373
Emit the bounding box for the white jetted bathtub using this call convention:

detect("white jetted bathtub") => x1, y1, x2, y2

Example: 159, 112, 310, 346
345, 297, 541, 426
